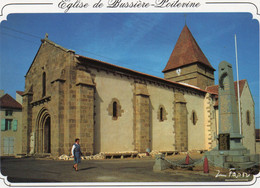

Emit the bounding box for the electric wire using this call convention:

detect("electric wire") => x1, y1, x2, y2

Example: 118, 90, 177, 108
1, 24, 164, 76
1, 26, 41, 39
1, 32, 40, 45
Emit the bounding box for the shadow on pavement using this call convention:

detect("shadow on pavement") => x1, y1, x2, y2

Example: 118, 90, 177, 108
79, 167, 97, 171
7, 177, 60, 182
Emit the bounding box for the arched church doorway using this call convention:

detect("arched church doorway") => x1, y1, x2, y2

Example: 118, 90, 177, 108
36, 108, 51, 154
43, 116, 51, 153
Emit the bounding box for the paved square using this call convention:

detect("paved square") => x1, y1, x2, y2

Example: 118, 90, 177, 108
0, 156, 255, 183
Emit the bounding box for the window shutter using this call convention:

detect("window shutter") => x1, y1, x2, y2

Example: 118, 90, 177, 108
12, 120, 18, 131
1, 119, 6, 131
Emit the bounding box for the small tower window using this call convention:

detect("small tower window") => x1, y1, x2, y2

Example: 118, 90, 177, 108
246, 110, 251, 126
42, 72, 46, 97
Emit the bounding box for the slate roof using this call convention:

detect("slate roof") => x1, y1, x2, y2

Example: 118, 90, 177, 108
0, 94, 22, 109
206, 79, 247, 107
163, 25, 215, 73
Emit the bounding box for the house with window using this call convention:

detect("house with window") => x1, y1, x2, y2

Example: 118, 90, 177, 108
0, 90, 23, 156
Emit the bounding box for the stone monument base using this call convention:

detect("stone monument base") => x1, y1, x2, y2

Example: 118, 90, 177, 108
153, 154, 169, 171
205, 149, 259, 169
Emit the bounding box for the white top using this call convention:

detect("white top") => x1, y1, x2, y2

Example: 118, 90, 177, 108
71, 144, 76, 156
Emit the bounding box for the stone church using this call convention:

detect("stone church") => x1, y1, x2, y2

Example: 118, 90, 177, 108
21, 25, 256, 157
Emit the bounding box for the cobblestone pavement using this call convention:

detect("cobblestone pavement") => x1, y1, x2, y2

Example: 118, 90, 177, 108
0, 155, 256, 184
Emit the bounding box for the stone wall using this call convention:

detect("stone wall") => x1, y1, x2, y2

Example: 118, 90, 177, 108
203, 93, 216, 150
186, 91, 206, 151
88, 65, 209, 153
22, 39, 76, 157
134, 83, 150, 152
93, 68, 135, 153
241, 81, 256, 154
75, 69, 95, 155
164, 64, 214, 89
164, 64, 198, 86
76, 84, 95, 155
51, 79, 65, 156
174, 89, 188, 152
21, 93, 33, 154
196, 64, 215, 90
149, 84, 175, 152
256, 142, 260, 154
22, 39, 228, 157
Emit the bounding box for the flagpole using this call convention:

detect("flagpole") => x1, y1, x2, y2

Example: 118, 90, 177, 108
235, 34, 242, 135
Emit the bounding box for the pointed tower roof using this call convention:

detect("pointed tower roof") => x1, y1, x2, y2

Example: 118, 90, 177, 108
163, 25, 215, 73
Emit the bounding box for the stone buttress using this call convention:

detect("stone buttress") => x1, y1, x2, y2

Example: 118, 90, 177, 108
134, 82, 150, 153
75, 68, 95, 155
174, 89, 188, 152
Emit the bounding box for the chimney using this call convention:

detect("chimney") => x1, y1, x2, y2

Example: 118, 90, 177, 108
0, 90, 4, 97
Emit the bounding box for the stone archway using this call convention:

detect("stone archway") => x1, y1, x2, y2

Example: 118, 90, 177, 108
36, 108, 51, 154
43, 116, 51, 153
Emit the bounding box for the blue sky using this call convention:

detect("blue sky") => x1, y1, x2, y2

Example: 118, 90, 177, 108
0, 13, 259, 128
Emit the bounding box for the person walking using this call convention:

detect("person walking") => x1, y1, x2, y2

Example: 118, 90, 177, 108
71, 138, 82, 171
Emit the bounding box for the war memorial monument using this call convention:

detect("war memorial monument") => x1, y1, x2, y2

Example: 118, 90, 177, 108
205, 61, 259, 169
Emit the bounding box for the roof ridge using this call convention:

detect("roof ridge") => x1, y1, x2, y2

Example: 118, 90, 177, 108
41, 38, 75, 53
26, 38, 75, 77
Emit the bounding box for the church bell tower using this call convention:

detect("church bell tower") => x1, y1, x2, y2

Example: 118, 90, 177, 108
163, 25, 215, 89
